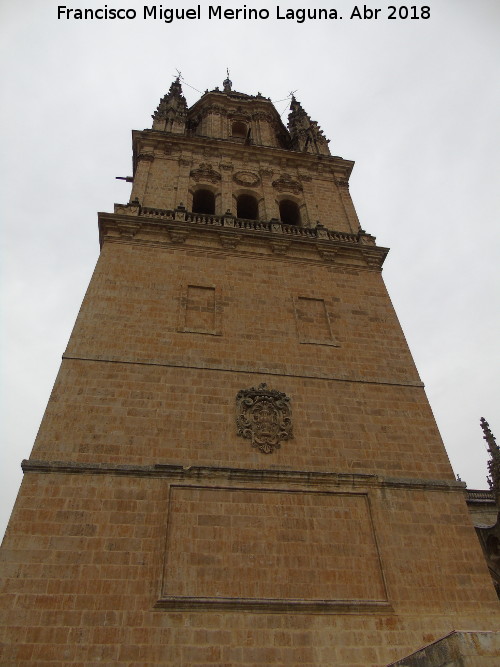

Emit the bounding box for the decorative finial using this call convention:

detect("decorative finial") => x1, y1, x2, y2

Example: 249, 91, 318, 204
481, 417, 500, 494
287, 93, 330, 156
481, 417, 497, 447
152, 76, 187, 133
223, 68, 232, 93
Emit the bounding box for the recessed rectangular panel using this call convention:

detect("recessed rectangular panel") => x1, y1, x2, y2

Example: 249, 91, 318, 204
183, 285, 217, 333
161, 487, 387, 605
294, 296, 337, 345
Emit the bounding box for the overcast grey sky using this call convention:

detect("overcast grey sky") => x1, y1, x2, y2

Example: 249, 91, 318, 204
1, 0, 499, 540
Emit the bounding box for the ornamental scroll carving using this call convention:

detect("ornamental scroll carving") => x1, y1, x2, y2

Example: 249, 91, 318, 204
272, 173, 303, 195
137, 153, 154, 163
251, 111, 274, 123
190, 163, 221, 183
200, 104, 227, 118
335, 178, 350, 189
236, 383, 293, 454
233, 171, 260, 187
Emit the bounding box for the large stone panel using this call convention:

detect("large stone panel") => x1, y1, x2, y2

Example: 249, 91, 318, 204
160, 486, 387, 605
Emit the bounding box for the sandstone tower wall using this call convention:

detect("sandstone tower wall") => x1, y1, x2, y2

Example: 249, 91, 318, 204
2, 78, 499, 666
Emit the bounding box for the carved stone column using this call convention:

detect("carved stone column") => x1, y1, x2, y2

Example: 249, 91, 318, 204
259, 168, 276, 220
298, 173, 313, 227
176, 157, 192, 210
220, 163, 234, 215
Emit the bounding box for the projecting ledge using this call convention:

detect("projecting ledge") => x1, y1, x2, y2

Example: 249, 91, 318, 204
99, 209, 388, 268
154, 596, 393, 614
21, 459, 465, 493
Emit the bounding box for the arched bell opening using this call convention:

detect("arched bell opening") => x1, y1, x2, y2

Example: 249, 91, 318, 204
236, 193, 259, 220
279, 199, 301, 226
192, 188, 216, 215
231, 121, 247, 139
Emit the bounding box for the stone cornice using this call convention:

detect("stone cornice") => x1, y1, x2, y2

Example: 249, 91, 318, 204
132, 129, 354, 179
21, 459, 463, 493
153, 596, 393, 614
98, 209, 389, 270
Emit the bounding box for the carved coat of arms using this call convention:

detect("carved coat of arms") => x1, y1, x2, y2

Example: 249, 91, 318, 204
236, 383, 292, 454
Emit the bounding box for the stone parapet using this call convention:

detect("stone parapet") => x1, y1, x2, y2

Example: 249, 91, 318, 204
101, 208, 387, 269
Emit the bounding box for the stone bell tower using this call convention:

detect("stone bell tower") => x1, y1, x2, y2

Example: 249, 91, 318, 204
1, 77, 499, 666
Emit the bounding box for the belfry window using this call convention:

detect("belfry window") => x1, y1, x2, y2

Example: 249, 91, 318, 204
237, 194, 258, 220
192, 189, 215, 215
279, 199, 301, 226
231, 121, 247, 139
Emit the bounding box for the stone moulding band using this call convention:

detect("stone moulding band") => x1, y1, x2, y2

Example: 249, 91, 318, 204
98, 210, 389, 269
141, 208, 371, 245
153, 596, 394, 614
105, 208, 368, 243
21, 459, 466, 493
61, 354, 425, 389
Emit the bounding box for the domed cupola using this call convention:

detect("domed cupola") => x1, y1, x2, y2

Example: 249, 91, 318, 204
183, 77, 290, 149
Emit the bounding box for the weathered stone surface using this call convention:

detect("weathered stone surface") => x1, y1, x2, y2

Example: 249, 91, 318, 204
1, 80, 500, 666
388, 630, 500, 666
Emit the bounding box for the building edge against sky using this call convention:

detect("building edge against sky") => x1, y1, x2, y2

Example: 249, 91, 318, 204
1, 77, 499, 665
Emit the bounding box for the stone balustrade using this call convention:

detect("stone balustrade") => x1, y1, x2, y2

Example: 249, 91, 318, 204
138, 206, 374, 245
